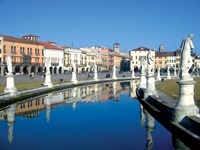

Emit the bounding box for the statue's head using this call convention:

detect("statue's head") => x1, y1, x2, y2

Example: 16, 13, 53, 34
188, 34, 194, 40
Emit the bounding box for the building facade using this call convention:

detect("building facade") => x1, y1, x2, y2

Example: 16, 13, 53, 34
130, 46, 155, 72
41, 41, 64, 74
0, 35, 44, 76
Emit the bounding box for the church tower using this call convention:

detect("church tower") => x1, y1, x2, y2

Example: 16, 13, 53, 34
113, 43, 120, 53
159, 45, 164, 52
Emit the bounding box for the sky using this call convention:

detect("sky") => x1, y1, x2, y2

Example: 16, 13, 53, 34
0, 0, 200, 53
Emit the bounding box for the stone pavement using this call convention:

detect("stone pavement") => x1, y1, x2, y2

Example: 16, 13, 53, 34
0, 72, 137, 84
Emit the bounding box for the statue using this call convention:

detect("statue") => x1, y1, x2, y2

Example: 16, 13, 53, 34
7, 53, 12, 74
179, 34, 194, 79
45, 58, 50, 73
140, 58, 146, 74
147, 50, 154, 75
72, 61, 76, 72
94, 63, 97, 72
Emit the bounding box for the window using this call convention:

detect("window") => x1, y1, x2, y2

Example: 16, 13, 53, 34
14, 46, 16, 54
3, 45, 6, 53
20, 103, 26, 109
11, 46, 13, 53
20, 47, 22, 54
36, 99, 40, 106
28, 101, 32, 108
35, 48, 39, 55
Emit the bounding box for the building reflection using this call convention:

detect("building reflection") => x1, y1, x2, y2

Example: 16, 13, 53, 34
129, 80, 139, 98
0, 82, 130, 144
0, 81, 191, 149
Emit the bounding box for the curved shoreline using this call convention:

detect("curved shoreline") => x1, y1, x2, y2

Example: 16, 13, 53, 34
0, 77, 137, 108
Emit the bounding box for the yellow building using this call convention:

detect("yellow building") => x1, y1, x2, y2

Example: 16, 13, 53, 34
155, 51, 167, 69
114, 52, 123, 71
0, 34, 44, 76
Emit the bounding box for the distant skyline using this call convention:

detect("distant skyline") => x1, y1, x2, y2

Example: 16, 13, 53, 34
0, 0, 200, 53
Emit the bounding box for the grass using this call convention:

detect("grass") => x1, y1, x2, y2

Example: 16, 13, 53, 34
0, 77, 91, 93
1, 77, 199, 107
156, 77, 200, 106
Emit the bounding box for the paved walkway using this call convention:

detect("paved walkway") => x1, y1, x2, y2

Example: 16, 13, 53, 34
0, 72, 138, 84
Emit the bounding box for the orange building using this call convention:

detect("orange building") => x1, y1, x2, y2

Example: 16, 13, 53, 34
0, 34, 44, 76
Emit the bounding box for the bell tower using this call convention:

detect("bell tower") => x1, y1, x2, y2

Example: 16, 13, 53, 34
113, 43, 120, 53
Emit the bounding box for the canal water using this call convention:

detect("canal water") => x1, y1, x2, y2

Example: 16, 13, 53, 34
0, 81, 184, 150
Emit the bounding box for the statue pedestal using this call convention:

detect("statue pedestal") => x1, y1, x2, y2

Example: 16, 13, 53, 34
44, 72, 53, 88
174, 70, 177, 77
156, 71, 161, 81
138, 74, 146, 89
112, 71, 117, 79
4, 74, 17, 95
132, 71, 135, 78
71, 72, 78, 83
167, 71, 171, 79
93, 71, 98, 81
144, 75, 158, 99
173, 79, 199, 123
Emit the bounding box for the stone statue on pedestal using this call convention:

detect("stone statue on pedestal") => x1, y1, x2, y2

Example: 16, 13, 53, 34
147, 50, 154, 75
7, 53, 12, 74
45, 58, 50, 73
72, 61, 76, 72
140, 58, 146, 75
179, 34, 194, 80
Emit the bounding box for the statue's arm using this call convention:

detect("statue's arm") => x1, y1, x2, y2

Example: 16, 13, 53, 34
190, 40, 194, 50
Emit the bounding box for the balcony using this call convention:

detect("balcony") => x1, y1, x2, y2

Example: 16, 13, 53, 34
51, 63, 59, 66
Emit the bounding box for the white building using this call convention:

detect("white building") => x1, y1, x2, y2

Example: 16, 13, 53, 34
130, 46, 155, 71
41, 41, 64, 74
64, 48, 82, 73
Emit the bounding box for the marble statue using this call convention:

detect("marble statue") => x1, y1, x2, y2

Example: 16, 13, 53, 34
45, 58, 50, 72
147, 50, 154, 75
7, 53, 12, 74
140, 58, 146, 74
179, 34, 194, 79
94, 63, 97, 72
72, 61, 76, 72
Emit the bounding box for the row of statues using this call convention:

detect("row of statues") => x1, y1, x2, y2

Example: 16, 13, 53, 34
139, 34, 195, 80
6, 34, 195, 80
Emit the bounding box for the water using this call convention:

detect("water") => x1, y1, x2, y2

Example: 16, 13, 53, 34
0, 81, 177, 150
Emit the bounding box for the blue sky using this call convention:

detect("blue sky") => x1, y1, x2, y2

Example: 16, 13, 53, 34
0, 0, 200, 53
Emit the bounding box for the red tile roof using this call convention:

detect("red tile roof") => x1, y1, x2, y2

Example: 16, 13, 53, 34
39, 41, 63, 50
2, 35, 43, 45
22, 34, 39, 38
131, 46, 152, 51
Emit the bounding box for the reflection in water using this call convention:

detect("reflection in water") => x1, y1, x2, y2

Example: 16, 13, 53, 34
130, 80, 139, 98
0, 81, 189, 149
139, 103, 155, 150
6, 104, 17, 144
145, 111, 155, 150
139, 104, 146, 128
44, 93, 53, 123
0, 82, 131, 145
